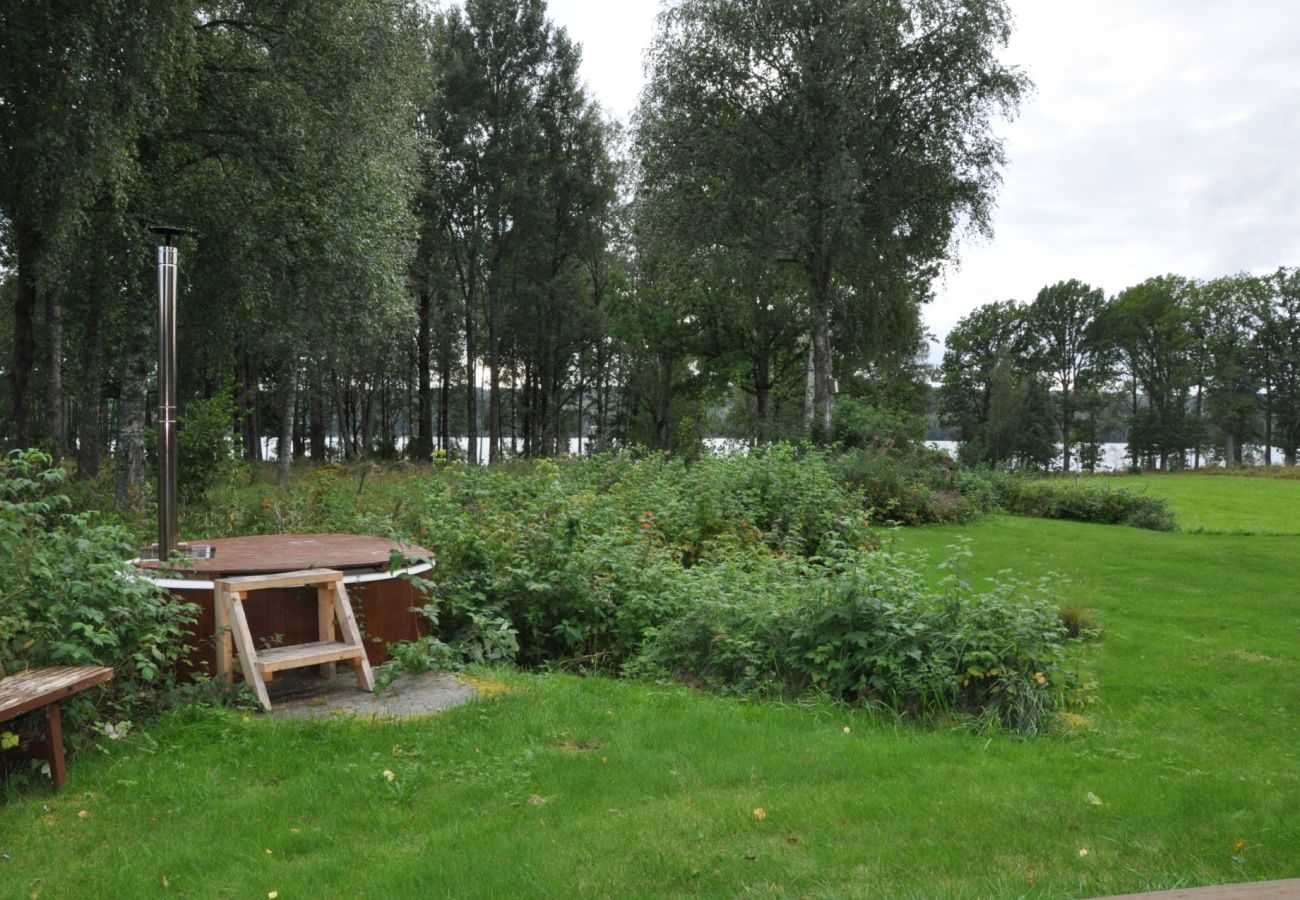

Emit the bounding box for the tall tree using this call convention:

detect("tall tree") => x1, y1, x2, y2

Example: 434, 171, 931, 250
638, 0, 1025, 439
1024, 279, 1112, 472
1102, 276, 1198, 470
1263, 268, 1300, 465
939, 299, 1052, 468
1197, 275, 1263, 465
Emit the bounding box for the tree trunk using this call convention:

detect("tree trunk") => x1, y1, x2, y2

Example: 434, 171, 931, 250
1193, 385, 1203, 469
1264, 379, 1273, 465
42, 289, 63, 457
308, 362, 327, 460
510, 369, 518, 456
114, 318, 150, 509
1224, 432, 1236, 468
235, 344, 262, 461
810, 313, 834, 440
594, 342, 608, 447
656, 355, 673, 450
754, 343, 771, 444
292, 387, 305, 460
438, 341, 451, 452
487, 276, 502, 463
8, 218, 40, 448
1060, 387, 1072, 473
276, 363, 296, 486
803, 337, 815, 433
465, 278, 478, 465
76, 289, 106, 478
415, 288, 433, 461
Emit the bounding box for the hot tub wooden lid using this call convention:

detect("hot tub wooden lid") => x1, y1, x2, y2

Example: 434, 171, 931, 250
134, 533, 432, 579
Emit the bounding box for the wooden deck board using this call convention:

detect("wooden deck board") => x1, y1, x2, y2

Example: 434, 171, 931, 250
134, 533, 430, 578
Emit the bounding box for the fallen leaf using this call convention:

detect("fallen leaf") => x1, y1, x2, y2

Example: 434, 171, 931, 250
753, 807, 767, 821
528, 794, 549, 806
161, 875, 169, 888
268, 893, 278, 899
77, 810, 88, 819
1085, 792, 1103, 806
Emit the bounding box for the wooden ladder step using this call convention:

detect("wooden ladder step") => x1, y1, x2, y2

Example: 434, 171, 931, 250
214, 568, 375, 711
256, 641, 365, 674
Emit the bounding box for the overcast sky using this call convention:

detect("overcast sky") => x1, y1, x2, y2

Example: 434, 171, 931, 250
546, 0, 1300, 360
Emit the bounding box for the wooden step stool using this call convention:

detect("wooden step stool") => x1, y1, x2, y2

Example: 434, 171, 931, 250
213, 568, 374, 712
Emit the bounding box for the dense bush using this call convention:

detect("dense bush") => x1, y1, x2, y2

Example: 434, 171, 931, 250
992, 475, 1178, 531
631, 541, 1075, 734
378, 450, 1078, 732
405, 448, 876, 669
833, 448, 997, 525
0, 451, 198, 763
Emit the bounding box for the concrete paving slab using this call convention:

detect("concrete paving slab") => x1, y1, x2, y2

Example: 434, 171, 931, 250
267, 670, 477, 720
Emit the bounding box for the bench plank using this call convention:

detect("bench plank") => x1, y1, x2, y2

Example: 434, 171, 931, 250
0, 667, 115, 723
1, 666, 115, 790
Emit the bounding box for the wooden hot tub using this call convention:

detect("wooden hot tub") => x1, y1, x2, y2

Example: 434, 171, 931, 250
132, 534, 434, 678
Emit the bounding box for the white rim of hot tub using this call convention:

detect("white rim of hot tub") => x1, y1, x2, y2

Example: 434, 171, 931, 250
126, 560, 434, 591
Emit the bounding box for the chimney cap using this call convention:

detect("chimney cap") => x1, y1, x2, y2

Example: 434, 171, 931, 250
148, 225, 194, 242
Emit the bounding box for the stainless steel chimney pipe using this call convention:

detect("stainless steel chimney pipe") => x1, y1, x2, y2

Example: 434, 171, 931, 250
156, 243, 179, 559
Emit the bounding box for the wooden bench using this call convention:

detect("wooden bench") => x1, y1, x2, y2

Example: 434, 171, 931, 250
1, 666, 114, 789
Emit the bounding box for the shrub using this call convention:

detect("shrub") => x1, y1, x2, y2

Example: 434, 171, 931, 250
833, 448, 996, 525
0, 450, 197, 762
1059, 604, 1101, 641
178, 388, 237, 500
632, 540, 1078, 734
992, 475, 1177, 531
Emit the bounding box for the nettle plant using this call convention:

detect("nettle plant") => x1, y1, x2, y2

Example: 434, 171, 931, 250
0, 450, 197, 754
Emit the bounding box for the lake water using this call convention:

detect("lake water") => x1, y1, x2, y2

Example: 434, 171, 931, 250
264, 436, 1284, 471
927, 441, 1288, 472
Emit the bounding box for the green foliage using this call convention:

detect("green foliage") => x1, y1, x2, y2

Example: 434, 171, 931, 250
0, 451, 197, 757
832, 448, 995, 526
405, 448, 875, 672
992, 475, 1178, 531
831, 397, 926, 454
633, 540, 1076, 734
178, 387, 236, 499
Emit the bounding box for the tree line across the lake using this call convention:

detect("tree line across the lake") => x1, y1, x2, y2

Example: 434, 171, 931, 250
2, 0, 1296, 499
940, 272, 1300, 472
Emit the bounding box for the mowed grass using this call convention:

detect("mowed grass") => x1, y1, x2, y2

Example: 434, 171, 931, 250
3, 502, 1299, 896
1095, 472, 1300, 534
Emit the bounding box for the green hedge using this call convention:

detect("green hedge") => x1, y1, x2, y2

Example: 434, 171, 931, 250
992, 475, 1178, 531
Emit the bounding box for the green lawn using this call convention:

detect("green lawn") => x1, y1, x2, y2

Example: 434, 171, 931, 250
3, 509, 1298, 896
1096, 473, 1300, 534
